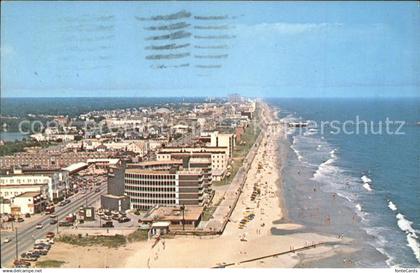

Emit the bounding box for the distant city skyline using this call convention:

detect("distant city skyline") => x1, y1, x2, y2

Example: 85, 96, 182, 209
1, 1, 419, 98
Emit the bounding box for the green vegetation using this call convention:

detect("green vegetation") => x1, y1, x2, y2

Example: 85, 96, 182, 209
202, 197, 223, 221
213, 109, 261, 187
35, 260, 65, 268
0, 140, 57, 156
57, 234, 127, 248
127, 229, 149, 242
57, 229, 148, 248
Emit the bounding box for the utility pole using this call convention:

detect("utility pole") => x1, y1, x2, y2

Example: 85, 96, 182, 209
181, 205, 185, 231
15, 227, 18, 261
56, 215, 59, 234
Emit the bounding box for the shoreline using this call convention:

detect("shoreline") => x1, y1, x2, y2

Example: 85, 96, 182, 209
37, 102, 353, 268
273, 102, 389, 268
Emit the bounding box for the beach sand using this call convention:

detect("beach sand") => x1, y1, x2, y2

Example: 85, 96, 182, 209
41, 102, 354, 268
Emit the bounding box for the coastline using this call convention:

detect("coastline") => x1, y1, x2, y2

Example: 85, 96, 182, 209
272, 102, 389, 268
38, 102, 354, 268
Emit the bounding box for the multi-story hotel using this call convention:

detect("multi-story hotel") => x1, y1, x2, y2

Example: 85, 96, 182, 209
124, 162, 205, 211
156, 146, 228, 181
0, 151, 115, 169
0, 168, 68, 201
209, 131, 236, 158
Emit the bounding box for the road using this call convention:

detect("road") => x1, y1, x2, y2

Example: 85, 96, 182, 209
0, 183, 107, 267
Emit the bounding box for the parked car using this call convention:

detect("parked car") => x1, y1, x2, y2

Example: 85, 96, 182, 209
95, 188, 101, 193
118, 217, 130, 223
24, 213, 31, 218
46, 232, 55, 238
3, 237, 12, 243
34, 243, 50, 250
16, 217, 24, 222
58, 221, 73, 227
50, 219, 58, 225
102, 221, 114, 228
21, 252, 39, 261
13, 259, 31, 268
35, 223, 43, 229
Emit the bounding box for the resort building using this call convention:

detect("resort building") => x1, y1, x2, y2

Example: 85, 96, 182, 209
11, 192, 47, 215
124, 165, 205, 211
156, 146, 228, 181
0, 168, 68, 201
0, 151, 115, 169
140, 206, 204, 232
209, 131, 236, 158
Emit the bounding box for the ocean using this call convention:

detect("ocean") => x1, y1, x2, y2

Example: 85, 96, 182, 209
268, 98, 419, 267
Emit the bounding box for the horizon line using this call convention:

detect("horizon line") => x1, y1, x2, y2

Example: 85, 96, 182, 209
1, 95, 420, 99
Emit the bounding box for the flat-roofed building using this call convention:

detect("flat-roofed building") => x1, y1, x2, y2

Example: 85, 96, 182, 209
11, 191, 46, 215
125, 167, 205, 211
156, 146, 228, 180
127, 160, 182, 171
100, 161, 130, 212
0, 151, 115, 169
209, 131, 236, 158
0, 168, 68, 202
140, 206, 203, 231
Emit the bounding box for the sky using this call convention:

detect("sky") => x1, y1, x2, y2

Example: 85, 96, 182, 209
1, 1, 419, 98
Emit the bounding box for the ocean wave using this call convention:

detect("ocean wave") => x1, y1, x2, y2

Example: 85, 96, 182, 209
356, 203, 362, 211
361, 175, 372, 183
361, 175, 373, 191
388, 201, 398, 212
312, 158, 336, 181
316, 144, 322, 151
290, 144, 303, 161
363, 183, 373, 192
364, 227, 394, 267
303, 128, 318, 136
396, 213, 420, 263
330, 149, 337, 159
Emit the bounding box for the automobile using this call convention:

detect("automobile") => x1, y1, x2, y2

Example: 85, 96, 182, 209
101, 215, 111, 221
34, 243, 51, 250
58, 221, 73, 227
50, 219, 58, 225
13, 259, 31, 268
102, 221, 114, 228
3, 237, 12, 243
46, 231, 55, 238
24, 213, 31, 218
31, 249, 47, 256
118, 217, 130, 223
35, 239, 50, 245
49, 214, 57, 219
21, 255, 38, 262
21, 252, 39, 261
35, 223, 43, 229
33, 248, 48, 255
16, 217, 24, 222
95, 188, 101, 193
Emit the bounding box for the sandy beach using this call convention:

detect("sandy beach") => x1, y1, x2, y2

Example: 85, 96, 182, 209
40, 103, 353, 268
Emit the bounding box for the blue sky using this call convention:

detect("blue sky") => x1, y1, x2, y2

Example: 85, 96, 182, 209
1, 1, 419, 97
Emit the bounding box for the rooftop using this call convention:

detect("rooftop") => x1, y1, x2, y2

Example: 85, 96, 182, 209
15, 191, 41, 198
125, 169, 173, 175
141, 206, 204, 222
127, 160, 182, 167
62, 162, 88, 172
